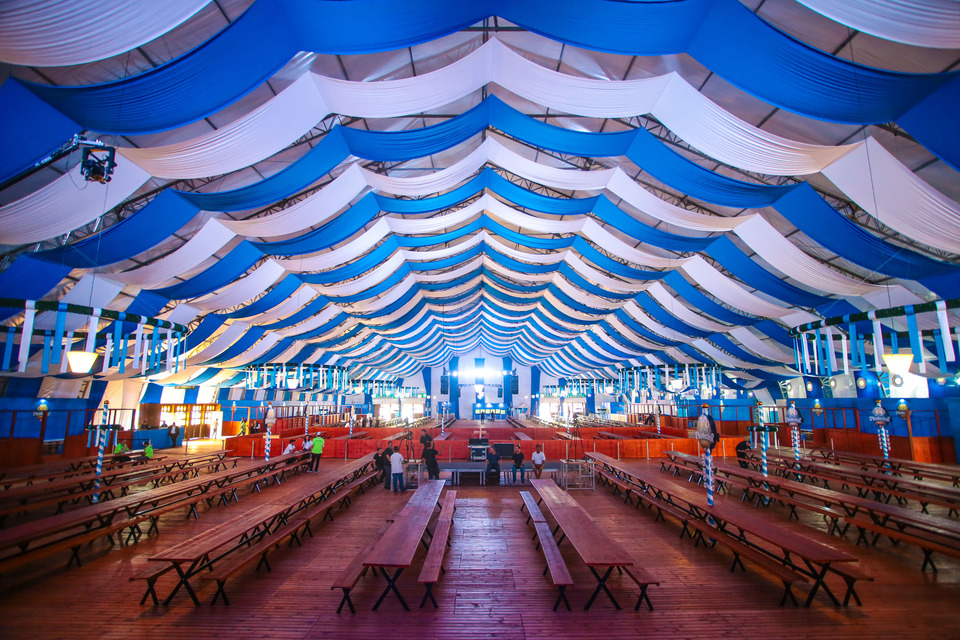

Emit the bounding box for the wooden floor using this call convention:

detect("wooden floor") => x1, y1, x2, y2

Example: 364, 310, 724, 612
2, 451, 959, 639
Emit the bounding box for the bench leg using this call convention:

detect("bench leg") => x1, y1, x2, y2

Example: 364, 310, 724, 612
921, 549, 938, 572
634, 584, 653, 611
841, 577, 862, 606
554, 585, 572, 611
210, 580, 230, 606
139, 578, 160, 606
420, 583, 438, 608
779, 581, 798, 607
336, 588, 356, 614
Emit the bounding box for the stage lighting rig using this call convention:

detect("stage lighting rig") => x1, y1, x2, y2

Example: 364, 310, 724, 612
79, 144, 117, 183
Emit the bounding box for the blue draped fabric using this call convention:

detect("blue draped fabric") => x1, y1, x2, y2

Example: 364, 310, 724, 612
0, 79, 80, 183
40, 191, 198, 269
11, 0, 956, 167
152, 241, 262, 299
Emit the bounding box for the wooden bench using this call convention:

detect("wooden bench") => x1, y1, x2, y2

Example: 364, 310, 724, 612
417, 490, 457, 608
129, 562, 177, 606
622, 566, 660, 611
707, 529, 810, 606
520, 491, 547, 528
532, 521, 573, 611
202, 517, 310, 605
846, 516, 960, 572
331, 521, 392, 613
828, 560, 873, 606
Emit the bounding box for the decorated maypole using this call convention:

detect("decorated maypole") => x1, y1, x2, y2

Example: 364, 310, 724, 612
265, 402, 276, 462
694, 404, 720, 511
93, 401, 109, 503
655, 404, 661, 437
785, 401, 803, 479
870, 400, 891, 461
749, 400, 778, 494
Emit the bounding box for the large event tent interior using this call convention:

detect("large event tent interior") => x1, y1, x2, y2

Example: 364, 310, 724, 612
1, 1, 960, 638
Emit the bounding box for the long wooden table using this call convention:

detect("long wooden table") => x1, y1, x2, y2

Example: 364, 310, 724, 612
0, 451, 314, 567
662, 450, 960, 573
147, 454, 378, 605
587, 452, 862, 607
808, 447, 960, 486
362, 480, 446, 611
529, 478, 636, 609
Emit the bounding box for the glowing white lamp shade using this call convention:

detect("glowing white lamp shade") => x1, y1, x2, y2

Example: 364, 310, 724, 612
882, 352, 914, 377
66, 350, 97, 373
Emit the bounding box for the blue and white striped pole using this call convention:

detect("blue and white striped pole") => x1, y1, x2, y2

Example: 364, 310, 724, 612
704, 448, 715, 507
879, 424, 890, 460
93, 401, 108, 503
655, 408, 661, 436
265, 423, 271, 462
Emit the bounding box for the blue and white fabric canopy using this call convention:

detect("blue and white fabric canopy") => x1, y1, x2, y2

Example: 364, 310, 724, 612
0, 0, 958, 385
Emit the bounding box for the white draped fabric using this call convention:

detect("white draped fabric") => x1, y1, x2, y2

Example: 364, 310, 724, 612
727, 327, 795, 363
191, 260, 285, 311
104, 38, 954, 246
795, 0, 960, 48
0, 161, 150, 245
821, 138, 960, 254
0, 0, 211, 66
114, 219, 236, 286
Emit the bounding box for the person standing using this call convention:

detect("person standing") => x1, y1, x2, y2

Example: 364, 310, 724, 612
309, 433, 325, 473
390, 447, 406, 493
380, 441, 395, 489
168, 423, 180, 447
511, 445, 526, 484
419, 428, 433, 455
422, 442, 440, 480
531, 444, 546, 479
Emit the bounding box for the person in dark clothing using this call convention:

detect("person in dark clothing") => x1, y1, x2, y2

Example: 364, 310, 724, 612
422, 443, 440, 480
380, 442, 395, 489
419, 429, 433, 455
735, 438, 752, 469
485, 446, 501, 483
511, 445, 526, 484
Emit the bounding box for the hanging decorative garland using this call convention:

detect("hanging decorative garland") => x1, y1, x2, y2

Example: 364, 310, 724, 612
0, 298, 187, 375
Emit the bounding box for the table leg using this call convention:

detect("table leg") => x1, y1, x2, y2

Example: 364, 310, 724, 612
585, 566, 620, 610
164, 561, 201, 606
802, 561, 841, 607
372, 567, 409, 611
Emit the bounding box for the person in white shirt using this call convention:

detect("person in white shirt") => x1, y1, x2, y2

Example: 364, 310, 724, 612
390, 449, 406, 493
282, 441, 297, 456
531, 444, 546, 479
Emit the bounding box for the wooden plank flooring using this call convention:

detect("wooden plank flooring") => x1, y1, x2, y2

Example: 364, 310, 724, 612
1, 453, 959, 639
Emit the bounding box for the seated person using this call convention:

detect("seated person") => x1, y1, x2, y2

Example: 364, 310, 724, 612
511, 445, 526, 484
302, 436, 313, 451
485, 446, 501, 476
282, 441, 297, 456
735, 437, 752, 469
144, 440, 155, 459
113, 442, 131, 462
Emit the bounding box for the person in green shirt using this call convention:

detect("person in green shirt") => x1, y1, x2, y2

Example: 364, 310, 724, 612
144, 441, 154, 459
113, 442, 131, 462
309, 434, 324, 472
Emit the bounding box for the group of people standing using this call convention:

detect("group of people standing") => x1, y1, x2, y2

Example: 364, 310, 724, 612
374, 439, 410, 493
374, 428, 549, 489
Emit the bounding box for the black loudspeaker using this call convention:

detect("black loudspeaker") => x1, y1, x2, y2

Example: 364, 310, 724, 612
440, 375, 449, 394
510, 375, 518, 394
497, 386, 503, 398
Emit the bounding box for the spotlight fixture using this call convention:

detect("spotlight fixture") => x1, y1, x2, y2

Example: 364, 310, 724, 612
79, 145, 117, 183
